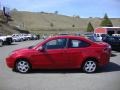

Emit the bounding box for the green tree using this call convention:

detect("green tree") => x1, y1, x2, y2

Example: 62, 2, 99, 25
100, 13, 113, 27
87, 22, 94, 32
54, 11, 58, 14
12, 8, 18, 12
72, 24, 75, 30
72, 24, 75, 28
50, 22, 54, 27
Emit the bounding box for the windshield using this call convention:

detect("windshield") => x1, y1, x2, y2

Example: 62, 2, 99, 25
30, 39, 45, 49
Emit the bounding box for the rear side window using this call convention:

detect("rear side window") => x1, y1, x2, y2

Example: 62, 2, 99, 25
68, 39, 90, 48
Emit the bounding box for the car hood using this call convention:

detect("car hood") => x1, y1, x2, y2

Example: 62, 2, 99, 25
12, 47, 34, 54
14, 48, 28, 51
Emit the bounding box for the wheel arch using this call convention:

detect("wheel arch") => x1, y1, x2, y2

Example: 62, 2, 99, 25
14, 57, 32, 70
81, 57, 99, 68
81, 57, 99, 73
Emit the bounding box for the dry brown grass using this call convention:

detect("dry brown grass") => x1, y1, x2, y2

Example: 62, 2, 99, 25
0, 11, 120, 34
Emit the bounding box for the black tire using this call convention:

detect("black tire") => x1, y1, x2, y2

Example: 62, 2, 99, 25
82, 59, 97, 73
15, 59, 31, 73
7, 41, 11, 45
0, 40, 3, 47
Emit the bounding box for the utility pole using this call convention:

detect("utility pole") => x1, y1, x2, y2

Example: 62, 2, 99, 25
0, 1, 1, 10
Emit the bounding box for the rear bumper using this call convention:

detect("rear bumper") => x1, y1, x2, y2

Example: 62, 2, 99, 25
99, 51, 111, 67
99, 57, 110, 67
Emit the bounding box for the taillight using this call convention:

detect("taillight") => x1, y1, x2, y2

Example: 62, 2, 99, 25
103, 45, 111, 53
104, 48, 108, 52
108, 45, 111, 49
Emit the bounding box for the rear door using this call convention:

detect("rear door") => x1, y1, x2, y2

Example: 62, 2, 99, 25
66, 39, 90, 68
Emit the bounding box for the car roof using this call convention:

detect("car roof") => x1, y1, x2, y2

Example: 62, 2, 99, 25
50, 35, 83, 39
47, 35, 94, 43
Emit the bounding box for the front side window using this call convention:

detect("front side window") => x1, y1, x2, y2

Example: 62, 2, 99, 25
68, 39, 90, 48
45, 38, 67, 49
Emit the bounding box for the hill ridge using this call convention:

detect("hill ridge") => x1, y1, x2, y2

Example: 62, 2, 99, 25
0, 11, 120, 35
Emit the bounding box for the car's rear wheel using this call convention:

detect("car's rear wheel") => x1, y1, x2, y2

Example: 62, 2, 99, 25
15, 59, 31, 73
82, 60, 97, 73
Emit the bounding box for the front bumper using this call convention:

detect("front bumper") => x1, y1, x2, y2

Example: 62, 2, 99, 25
6, 57, 15, 68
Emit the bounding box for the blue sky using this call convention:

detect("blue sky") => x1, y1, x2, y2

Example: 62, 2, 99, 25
0, 0, 120, 18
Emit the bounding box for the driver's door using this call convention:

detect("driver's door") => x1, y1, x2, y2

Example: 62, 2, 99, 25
31, 38, 69, 69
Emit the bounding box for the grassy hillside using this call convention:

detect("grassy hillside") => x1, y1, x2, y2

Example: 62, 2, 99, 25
1, 10, 120, 35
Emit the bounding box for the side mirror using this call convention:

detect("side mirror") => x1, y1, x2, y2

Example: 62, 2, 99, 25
38, 46, 45, 52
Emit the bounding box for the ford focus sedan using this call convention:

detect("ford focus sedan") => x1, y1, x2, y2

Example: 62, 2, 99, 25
6, 35, 111, 73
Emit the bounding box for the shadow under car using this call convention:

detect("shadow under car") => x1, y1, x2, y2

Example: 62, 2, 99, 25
13, 62, 120, 74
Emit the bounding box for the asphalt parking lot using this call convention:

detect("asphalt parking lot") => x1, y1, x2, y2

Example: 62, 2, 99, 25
0, 40, 120, 90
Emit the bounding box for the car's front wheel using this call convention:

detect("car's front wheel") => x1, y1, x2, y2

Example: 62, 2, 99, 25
15, 59, 31, 73
82, 60, 97, 73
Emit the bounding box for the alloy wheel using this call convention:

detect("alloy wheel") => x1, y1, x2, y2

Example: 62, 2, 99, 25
83, 60, 97, 73
16, 60, 30, 73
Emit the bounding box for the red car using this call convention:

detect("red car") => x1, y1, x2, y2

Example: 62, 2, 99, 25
6, 35, 111, 73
